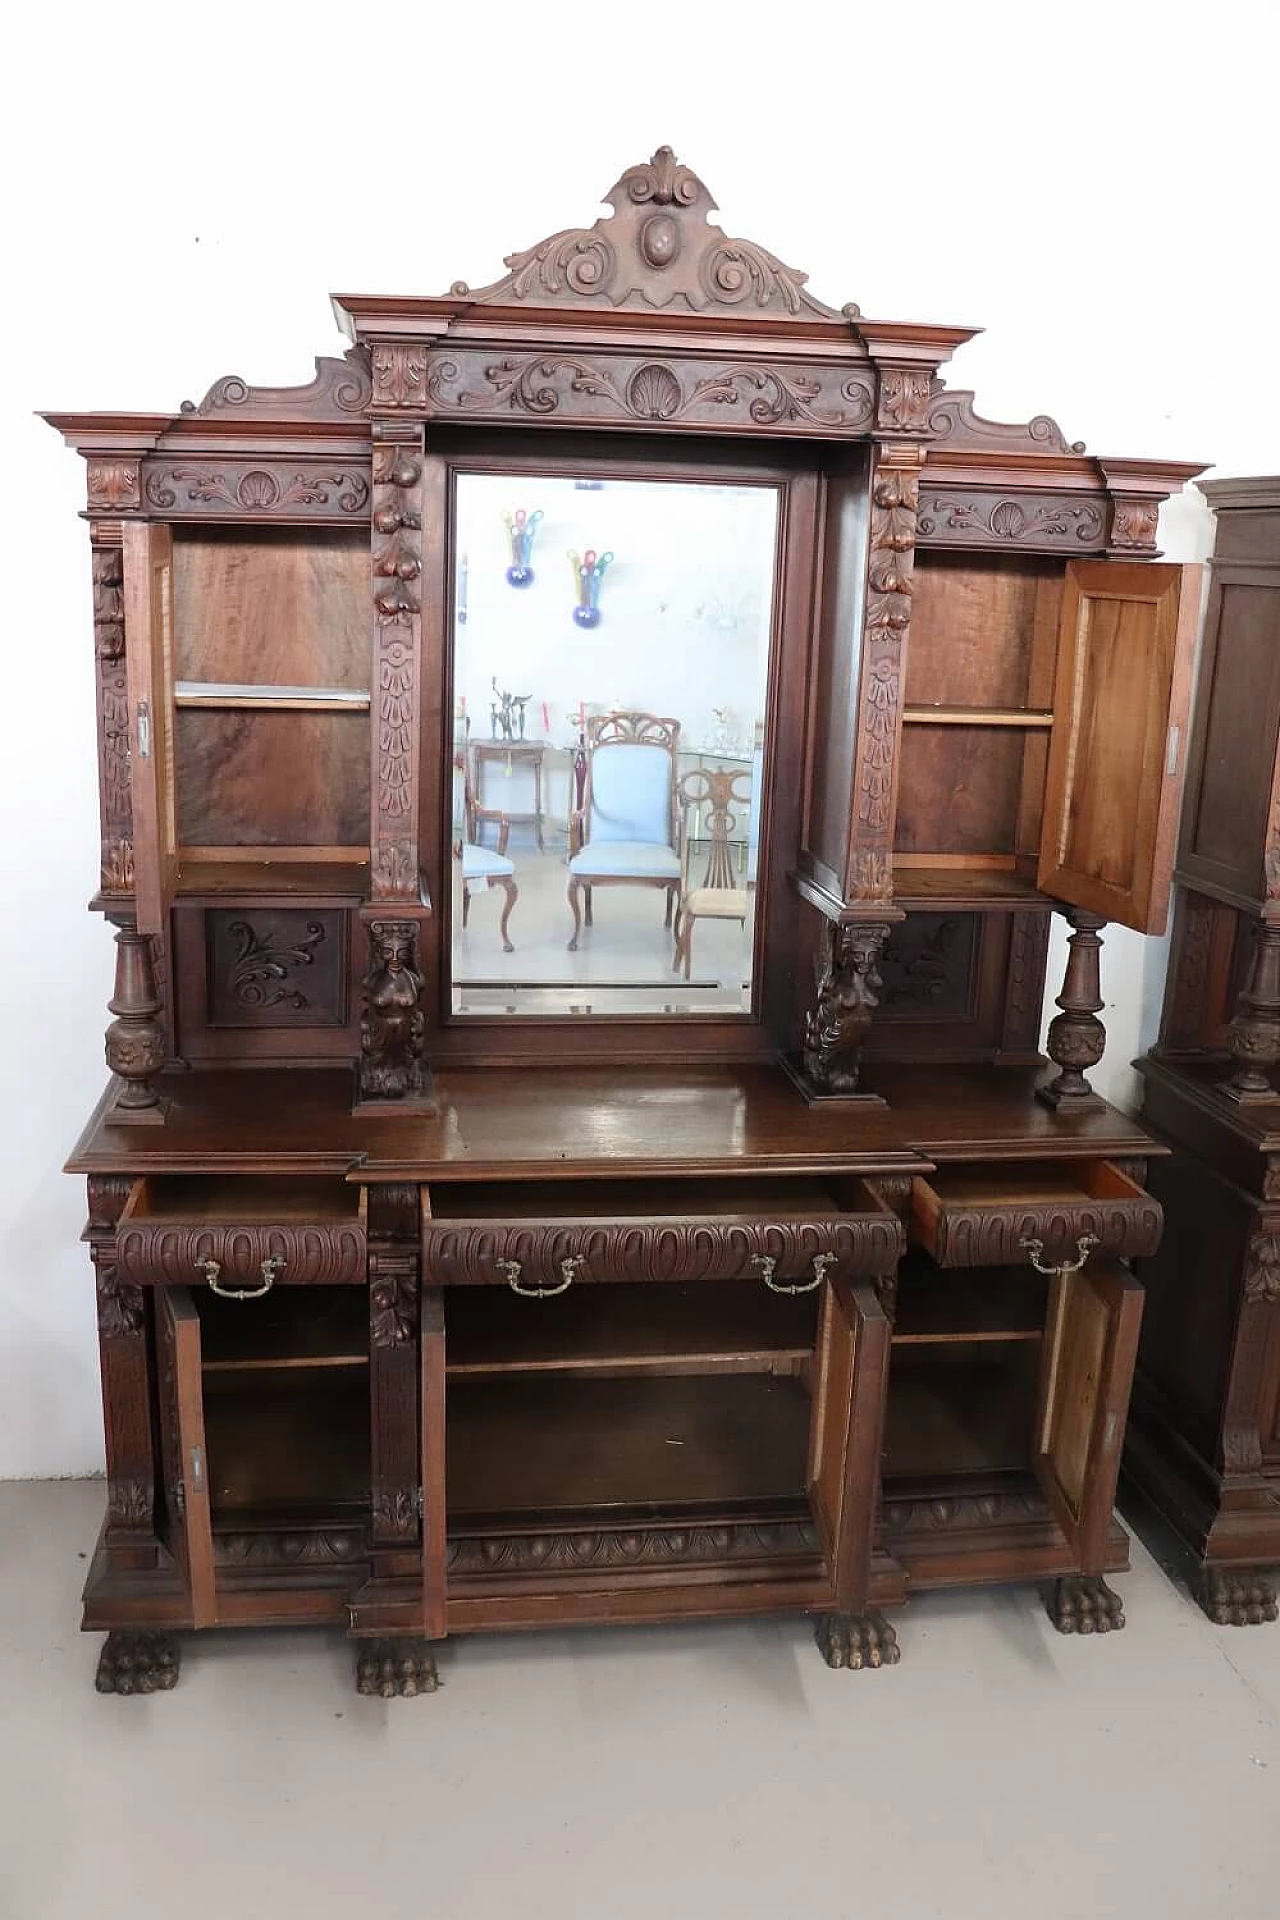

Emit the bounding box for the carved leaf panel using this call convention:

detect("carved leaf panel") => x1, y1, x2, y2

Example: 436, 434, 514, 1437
116, 1221, 367, 1287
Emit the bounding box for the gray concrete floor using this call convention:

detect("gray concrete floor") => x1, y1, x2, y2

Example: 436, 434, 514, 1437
1, 1479, 1278, 1920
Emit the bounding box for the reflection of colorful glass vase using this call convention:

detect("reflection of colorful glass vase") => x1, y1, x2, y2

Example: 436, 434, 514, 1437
502, 508, 542, 587
569, 548, 613, 628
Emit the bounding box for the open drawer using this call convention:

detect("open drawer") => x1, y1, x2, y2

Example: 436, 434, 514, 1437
909, 1161, 1162, 1271
422, 1175, 904, 1293
114, 1176, 367, 1289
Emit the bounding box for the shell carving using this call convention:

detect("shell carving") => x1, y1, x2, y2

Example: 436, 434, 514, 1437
237, 469, 282, 509
626, 363, 684, 421
988, 500, 1027, 539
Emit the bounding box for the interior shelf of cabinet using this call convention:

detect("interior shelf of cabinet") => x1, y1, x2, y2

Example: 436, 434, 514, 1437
446, 1371, 812, 1520
883, 1342, 1040, 1480
174, 681, 371, 712
197, 1286, 368, 1373
892, 1255, 1046, 1345
901, 707, 1053, 729
892, 863, 1052, 910
203, 1370, 371, 1519
175, 851, 371, 898
445, 1280, 818, 1382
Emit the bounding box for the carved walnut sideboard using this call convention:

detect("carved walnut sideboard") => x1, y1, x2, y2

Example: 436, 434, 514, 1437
48, 147, 1206, 1696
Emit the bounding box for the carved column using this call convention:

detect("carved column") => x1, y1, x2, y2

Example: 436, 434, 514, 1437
359, 419, 431, 1108
798, 921, 893, 1098
1220, 918, 1280, 1104
88, 1176, 157, 1569
1038, 908, 1107, 1111
105, 923, 168, 1121
91, 525, 135, 898
367, 1184, 423, 1571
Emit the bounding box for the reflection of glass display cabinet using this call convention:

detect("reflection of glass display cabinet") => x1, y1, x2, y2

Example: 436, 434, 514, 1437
49, 147, 1206, 1697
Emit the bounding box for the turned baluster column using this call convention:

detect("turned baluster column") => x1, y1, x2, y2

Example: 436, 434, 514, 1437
105, 923, 168, 1121
1037, 908, 1107, 1112
1221, 917, 1280, 1104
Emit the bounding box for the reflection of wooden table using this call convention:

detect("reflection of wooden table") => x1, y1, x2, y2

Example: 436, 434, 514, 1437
471, 740, 547, 851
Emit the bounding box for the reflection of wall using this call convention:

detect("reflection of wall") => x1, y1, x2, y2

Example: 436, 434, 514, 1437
454, 473, 778, 772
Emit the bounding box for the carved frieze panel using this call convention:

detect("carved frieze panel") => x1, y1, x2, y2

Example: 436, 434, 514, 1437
916, 491, 1106, 551
143, 461, 370, 520
204, 909, 348, 1028
877, 914, 979, 1023
446, 1516, 820, 1579
420, 347, 876, 436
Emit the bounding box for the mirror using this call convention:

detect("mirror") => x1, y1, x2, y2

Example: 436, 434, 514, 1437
449, 470, 780, 1017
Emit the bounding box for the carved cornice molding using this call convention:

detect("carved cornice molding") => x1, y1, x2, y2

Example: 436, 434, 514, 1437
447, 146, 850, 320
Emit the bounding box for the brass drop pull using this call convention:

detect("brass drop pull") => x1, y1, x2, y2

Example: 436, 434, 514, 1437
1020, 1233, 1098, 1278
754, 1250, 836, 1295
197, 1255, 284, 1300
500, 1254, 581, 1298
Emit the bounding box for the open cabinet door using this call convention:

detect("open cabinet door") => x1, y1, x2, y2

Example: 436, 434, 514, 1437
154, 1287, 216, 1627
1038, 561, 1200, 934
808, 1275, 892, 1610
1033, 1258, 1143, 1572
420, 1288, 447, 1640
122, 521, 177, 937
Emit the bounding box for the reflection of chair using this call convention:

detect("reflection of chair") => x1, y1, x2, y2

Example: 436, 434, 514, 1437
454, 743, 518, 952
567, 712, 681, 952
672, 764, 753, 980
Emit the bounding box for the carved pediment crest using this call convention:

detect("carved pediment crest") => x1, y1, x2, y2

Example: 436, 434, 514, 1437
448, 146, 851, 320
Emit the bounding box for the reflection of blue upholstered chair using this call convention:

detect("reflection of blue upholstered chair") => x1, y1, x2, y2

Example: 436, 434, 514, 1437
454, 753, 518, 952
566, 712, 681, 952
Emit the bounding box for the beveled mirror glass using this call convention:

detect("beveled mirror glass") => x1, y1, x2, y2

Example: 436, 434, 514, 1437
449, 470, 780, 1017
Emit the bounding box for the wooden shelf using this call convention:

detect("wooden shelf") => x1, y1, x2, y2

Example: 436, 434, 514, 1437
204, 1372, 370, 1518
883, 1346, 1039, 1480
445, 1281, 817, 1381
893, 1257, 1046, 1345
175, 681, 370, 712
176, 854, 371, 899
892, 866, 1051, 910
198, 1287, 368, 1372
902, 707, 1053, 729
446, 1372, 812, 1521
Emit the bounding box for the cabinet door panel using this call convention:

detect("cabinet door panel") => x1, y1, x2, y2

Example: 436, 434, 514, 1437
808, 1275, 891, 1610
122, 522, 177, 936
1034, 1257, 1143, 1570
155, 1285, 216, 1627
1038, 561, 1200, 933
421, 1288, 447, 1638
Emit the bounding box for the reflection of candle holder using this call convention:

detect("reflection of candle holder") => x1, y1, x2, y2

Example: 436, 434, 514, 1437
503, 508, 542, 587
569, 548, 613, 628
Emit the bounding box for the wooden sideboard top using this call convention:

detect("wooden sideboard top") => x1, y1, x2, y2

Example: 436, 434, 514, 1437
67, 1062, 1159, 1180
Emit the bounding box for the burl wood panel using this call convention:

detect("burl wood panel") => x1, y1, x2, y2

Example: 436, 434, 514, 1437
1182, 582, 1280, 896
906, 555, 1062, 710
895, 726, 1026, 856
175, 710, 370, 847
171, 529, 370, 690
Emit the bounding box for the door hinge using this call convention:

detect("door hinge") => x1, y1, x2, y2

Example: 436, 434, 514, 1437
416, 1487, 425, 1519
189, 1444, 205, 1495
1166, 724, 1181, 779
137, 699, 151, 759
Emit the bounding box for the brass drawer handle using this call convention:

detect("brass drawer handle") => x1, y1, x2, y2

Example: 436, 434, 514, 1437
499, 1255, 581, 1298
1021, 1233, 1098, 1278
753, 1251, 836, 1295
196, 1255, 284, 1300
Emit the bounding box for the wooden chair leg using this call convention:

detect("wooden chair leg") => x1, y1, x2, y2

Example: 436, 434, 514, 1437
584, 885, 594, 927
461, 889, 470, 929
497, 878, 517, 953
683, 910, 695, 981
567, 878, 583, 952
664, 886, 675, 928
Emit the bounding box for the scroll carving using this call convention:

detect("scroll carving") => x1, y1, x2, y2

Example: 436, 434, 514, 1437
421, 1213, 903, 1288
116, 1221, 366, 1287
358, 918, 428, 1102
448, 145, 849, 319
800, 923, 892, 1096
926, 391, 1085, 454
1244, 1233, 1280, 1306
181, 349, 372, 419
144, 464, 370, 517
446, 1517, 820, 1578
423, 349, 875, 434
225, 919, 325, 1011
917, 495, 1105, 545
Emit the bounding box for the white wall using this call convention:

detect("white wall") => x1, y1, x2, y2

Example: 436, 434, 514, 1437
3, 0, 1277, 1478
